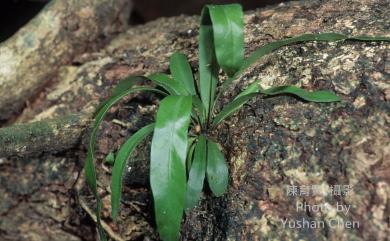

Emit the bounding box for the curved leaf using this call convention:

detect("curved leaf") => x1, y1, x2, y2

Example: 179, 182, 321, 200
85, 86, 165, 240
211, 93, 257, 129
95, 76, 144, 116
199, 7, 219, 120
111, 76, 144, 96
150, 95, 192, 241
211, 80, 261, 128
234, 80, 260, 100
260, 85, 341, 102
218, 33, 390, 96
111, 123, 155, 219
148, 73, 185, 95
199, 4, 244, 120
185, 135, 206, 211
206, 4, 244, 76
206, 139, 228, 197
170, 52, 196, 95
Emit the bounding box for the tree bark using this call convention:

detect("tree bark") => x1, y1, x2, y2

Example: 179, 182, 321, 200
0, 0, 132, 121
0, 114, 89, 158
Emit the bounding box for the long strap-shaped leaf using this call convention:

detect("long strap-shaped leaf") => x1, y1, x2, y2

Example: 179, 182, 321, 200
94, 76, 144, 116
170, 52, 196, 95
211, 80, 341, 128
150, 95, 192, 241
199, 7, 219, 121
111, 123, 155, 219
260, 85, 341, 102
211, 93, 257, 129
211, 80, 260, 129
199, 4, 243, 122
185, 135, 206, 211
234, 80, 261, 100
206, 139, 229, 197
219, 33, 390, 94
206, 4, 244, 76
85, 86, 166, 240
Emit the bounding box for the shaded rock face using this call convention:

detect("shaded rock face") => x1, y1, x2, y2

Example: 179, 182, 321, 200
0, 0, 389, 240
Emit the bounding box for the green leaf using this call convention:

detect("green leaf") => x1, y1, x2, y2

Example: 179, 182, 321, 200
260, 85, 341, 102
186, 138, 196, 173
211, 80, 260, 128
192, 96, 206, 126
198, 4, 244, 120
234, 80, 260, 100
104, 152, 115, 165
150, 95, 192, 241
218, 33, 390, 96
170, 52, 196, 95
148, 73, 186, 95
206, 4, 244, 76
211, 93, 257, 129
84, 86, 165, 240
237, 33, 345, 79
95, 76, 144, 116
111, 123, 155, 219
206, 139, 228, 197
349, 35, 390, 41
185, 135, 206, 211
111, 76, 144, 96
199, 8, 219, 120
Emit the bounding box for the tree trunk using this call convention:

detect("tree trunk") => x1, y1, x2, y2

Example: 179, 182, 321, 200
0, 0, 132, 121
0, 0, 389, 240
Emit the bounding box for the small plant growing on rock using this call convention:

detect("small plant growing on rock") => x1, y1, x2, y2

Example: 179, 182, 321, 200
84, 4, 389, 241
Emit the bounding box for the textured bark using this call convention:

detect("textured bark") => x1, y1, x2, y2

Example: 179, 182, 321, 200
0, 0, 389, 240
0, 114, 89, 158
0, 0, 132, 121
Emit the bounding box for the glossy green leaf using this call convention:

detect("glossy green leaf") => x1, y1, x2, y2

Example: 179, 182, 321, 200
111, 123, 155, 219
150, 95, 192, 241
85, 86, 165, 240
185, 135, 206, 211
148, 73, 185, 95
199, 8, 219, 120
206, 4, 244, 76
206, 139, 229, 197
260, 85, 341, 102
170, 52, 196, 95
211, 93, 257, 129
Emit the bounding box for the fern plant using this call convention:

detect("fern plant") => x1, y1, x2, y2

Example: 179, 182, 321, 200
84, 4, 390, 241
